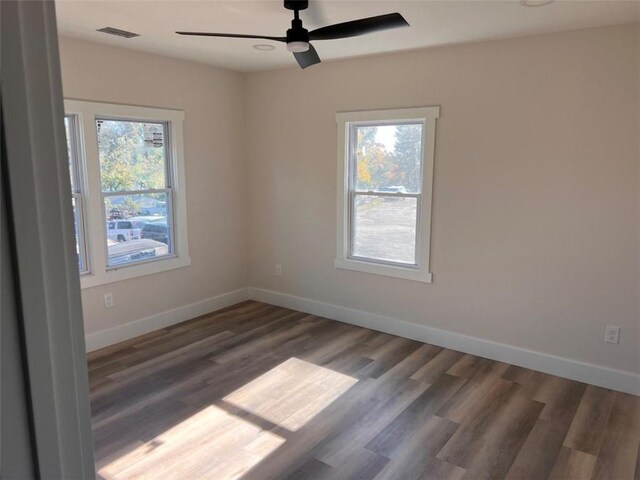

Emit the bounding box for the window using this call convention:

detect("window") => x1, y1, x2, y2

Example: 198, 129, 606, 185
64, 115, 89, 274
335, 107, 439, 283
64, 100, 189, 288
97, 119, 173, 267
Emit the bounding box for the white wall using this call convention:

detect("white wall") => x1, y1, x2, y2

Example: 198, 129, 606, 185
245, 24, 640, 375
59, 37, 248, 336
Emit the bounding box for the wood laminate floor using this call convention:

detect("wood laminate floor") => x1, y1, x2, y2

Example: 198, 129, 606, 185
88, 301, 640, 480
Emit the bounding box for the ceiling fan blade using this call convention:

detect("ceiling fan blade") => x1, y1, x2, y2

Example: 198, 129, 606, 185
293, 43, 321, 69
176, 31, 286, 42
309, 12, 408, 41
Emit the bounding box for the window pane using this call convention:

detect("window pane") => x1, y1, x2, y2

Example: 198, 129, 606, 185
354, 123, 423, 193
64, 116, 75, 192
105, 192, 172, 267
71, 197, 83, 272
97, 119, 167, 192
352, 195, 417, 265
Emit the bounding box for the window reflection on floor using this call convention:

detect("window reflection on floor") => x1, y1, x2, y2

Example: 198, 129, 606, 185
97, 358, 357, 480
98, 404, 285, 480
224, 357, 358, 432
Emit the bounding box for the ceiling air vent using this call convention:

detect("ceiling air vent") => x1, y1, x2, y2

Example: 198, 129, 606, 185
96, 27, 140, 39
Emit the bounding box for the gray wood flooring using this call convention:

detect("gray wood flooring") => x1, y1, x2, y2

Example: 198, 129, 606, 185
88, 301, 640, 480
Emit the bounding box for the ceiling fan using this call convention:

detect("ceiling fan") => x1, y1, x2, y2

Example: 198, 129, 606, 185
176, 0, 409, 69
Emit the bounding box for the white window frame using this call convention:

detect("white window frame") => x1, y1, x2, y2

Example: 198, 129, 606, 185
335, 106, 439, 283
64, 100, 190, 288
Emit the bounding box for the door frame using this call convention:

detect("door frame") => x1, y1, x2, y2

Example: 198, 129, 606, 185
2, 0, 96, 477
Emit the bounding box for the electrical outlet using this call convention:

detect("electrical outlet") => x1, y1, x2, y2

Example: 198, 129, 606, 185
275, 264, 282, 277
604, 326, 620, 344
104, 292, 114, 308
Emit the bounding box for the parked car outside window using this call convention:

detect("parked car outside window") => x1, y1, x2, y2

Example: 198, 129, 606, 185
106, 220, 142, 242
141, 221, 169, 245
128, 216, 165, 230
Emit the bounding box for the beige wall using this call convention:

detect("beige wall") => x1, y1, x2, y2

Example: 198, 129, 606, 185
245, 24, 640, 374
60, 24, 639, 375
59, 37, 248, 335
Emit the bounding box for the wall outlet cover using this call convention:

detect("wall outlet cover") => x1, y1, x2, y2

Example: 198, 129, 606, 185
604, 326, 620, 344
104, 292, 114, 308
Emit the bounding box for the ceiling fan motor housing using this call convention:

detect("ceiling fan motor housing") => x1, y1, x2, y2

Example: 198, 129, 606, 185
284, 0, 308, 11
287, 18, 309, 44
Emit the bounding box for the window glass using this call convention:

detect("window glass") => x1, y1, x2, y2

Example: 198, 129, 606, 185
97, 120, 167, 192
354, 123, 423, 194
97, 119, 173, 267
71, 197, 83, 272
64, 116, 76, 192
348, 122, 424, 266
352, 195, 417, 265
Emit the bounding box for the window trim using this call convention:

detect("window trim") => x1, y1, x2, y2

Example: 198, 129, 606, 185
64, 100, 190, 288
335, 106, 439, 283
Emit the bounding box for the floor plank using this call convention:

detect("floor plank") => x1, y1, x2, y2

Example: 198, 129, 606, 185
437, 390, 544, 479
563, 385, 616, 455
371, 415, 459, 480
365, 375, 465, 458
410, 349, 465, 384
504, 418, 567, 480
592, 392, 640, 480
548, 446, 597, 480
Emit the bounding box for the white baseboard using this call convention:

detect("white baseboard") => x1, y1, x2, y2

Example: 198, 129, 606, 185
83, 285, 639, 395
248, 287, 640, 395
85, 288, 250, 352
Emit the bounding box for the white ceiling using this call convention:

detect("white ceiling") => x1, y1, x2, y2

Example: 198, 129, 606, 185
55, 0, 640, 72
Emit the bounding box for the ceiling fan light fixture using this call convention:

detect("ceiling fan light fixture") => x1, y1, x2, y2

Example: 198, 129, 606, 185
519, 0, 555, 6
253, 44, 276, 51
287, 41, 309, 53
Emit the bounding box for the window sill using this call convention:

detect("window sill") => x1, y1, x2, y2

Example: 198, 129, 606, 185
334, 258, 432, 283
80, 256, 191, 289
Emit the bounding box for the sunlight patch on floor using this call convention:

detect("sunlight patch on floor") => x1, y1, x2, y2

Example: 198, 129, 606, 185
224, 357, 358, 431
98, 405, 285, 480
97, 358, 357, 479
